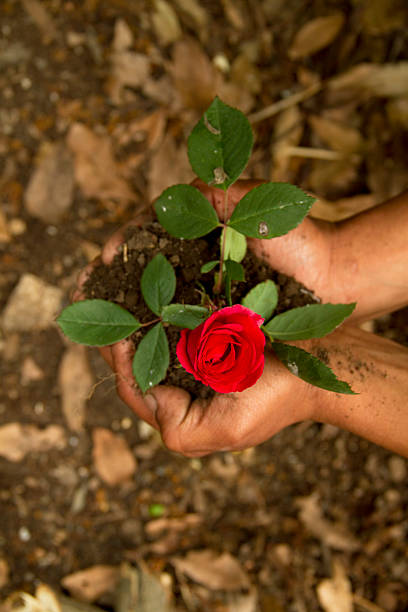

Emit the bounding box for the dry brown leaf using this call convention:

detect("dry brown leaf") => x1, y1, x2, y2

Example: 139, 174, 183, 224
2, 584, 62, 612
24, 142, 75, 224
0, 209, 10, 243
61, 565, 120, 602
66, 123, 136, 204
366, 149, 408, 202
148, 133, 194, 201
357, 0, 408, 35
116, 563, 171, 612
230, 54, 262, 95
0, 423, 66, 462
58, 345, 94, 432
112, 18, 133, 53
1, 273, 63, 332
307, 159, 360, 199
21, 356, 45, 385
329, 62, 408, 99
296, 492, 360, 552
310, 193, 376, 222
145, 514, 203, 537
21, 0, 58, 42
169, 38, 218, 110
316, 560, 353, 612
35, 584, 61, 612
174, 0, 209, 33
387, 97, 408, 129
309, 115, 364, 154
288, 13, 345, 60
171, 550, 250, 591
152, 0, 182, 46
114, 109, 167, 151
107, 19, 150, 104
217, 81, 254, 114
168, 38, 253, 113
225, 588, 258, 612
92, 427, 137, 486
271, 105, 304, 182
109, 52, 150, 103
221, 0, 246, 29
0, 559, 9, 589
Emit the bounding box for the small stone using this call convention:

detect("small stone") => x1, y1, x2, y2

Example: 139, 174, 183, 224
18, 526, 31, 542
137, 253, 146, 267
66, 31, 86, 47
8, 218, 27, 236
388, 456, 407, 483
21, 356, 45, 384
1, 273, 63, 332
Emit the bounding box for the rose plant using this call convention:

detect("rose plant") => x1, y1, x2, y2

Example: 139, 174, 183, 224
177, 305, 265, 393
57, 97, 356, 395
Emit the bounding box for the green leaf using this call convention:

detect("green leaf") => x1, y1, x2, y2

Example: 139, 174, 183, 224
271, 342, 356, 394
187, 97, 253, 189
224, 260, 245, 281
161, 304, 210, 329
154, 184, 219, 239
222, 226, 247, 262
132, 323, 169, 393
264, 303, 356, 340
242, 280, 278, 320
57, 299, 140, 346
228, 183, 315, 238
201, 260, 219, 273
141, 253, 176, 316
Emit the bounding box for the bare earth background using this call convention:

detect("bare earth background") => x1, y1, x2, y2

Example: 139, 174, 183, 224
1, 0, 408, 610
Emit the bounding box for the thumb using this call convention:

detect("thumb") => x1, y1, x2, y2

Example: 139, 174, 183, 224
146, 385, 196, 454
191, 178, 264, 221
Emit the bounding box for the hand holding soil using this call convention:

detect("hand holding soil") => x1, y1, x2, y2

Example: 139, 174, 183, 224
74, 183, 408, 458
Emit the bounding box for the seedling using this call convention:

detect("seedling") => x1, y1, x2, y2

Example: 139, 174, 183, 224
57, 98, 356, 395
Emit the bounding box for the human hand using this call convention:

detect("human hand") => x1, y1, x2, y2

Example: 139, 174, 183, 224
73, 181, 408, 456
72, 180, 327, 455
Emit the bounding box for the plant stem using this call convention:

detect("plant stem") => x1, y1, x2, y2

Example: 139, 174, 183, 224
214, 188, 229, 294
140, 317, 161, 328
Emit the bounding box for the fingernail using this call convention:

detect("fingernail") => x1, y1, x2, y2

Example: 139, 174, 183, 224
145, 393, 157, 414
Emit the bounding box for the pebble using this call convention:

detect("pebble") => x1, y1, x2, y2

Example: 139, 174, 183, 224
18, 526, 31, 542
388, 456, 407, 483
1, 273, 63, 332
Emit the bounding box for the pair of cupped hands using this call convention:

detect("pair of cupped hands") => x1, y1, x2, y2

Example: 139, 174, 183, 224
74, 179, 355, 457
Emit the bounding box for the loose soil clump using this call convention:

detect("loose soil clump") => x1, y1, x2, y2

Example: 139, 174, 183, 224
84, 221, 318, 398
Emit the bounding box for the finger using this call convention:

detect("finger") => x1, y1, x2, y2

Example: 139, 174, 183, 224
98, 345, 114, 369
191, 178, 264, 221
110, 338, 160, 429
247, 216, 331, 294
150, 352, 310, 457
101, 211, 154, 265
71, 256, 102, 302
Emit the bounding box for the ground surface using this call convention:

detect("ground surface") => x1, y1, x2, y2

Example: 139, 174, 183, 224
1, 1, 408, 611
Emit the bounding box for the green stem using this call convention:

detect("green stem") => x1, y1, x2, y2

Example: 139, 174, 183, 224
214, 188, 229, 294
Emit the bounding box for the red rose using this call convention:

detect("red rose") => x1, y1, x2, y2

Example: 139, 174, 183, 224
176, 304, 265, 393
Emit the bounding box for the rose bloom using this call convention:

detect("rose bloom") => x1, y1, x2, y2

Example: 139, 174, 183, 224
176, 304, 265, 393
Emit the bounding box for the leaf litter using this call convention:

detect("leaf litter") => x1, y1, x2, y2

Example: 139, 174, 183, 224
1, 0, 408, 610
